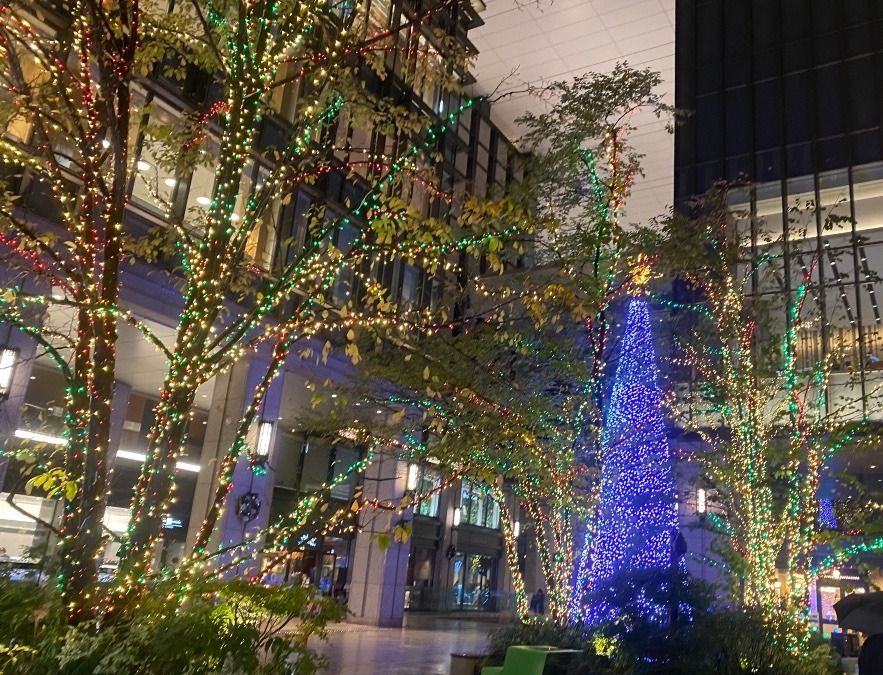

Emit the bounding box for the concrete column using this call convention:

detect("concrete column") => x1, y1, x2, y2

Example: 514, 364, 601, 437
497, 491, 516, 604
106, 381, 132, 468
347, 450, 411, 627
0, 328, 37, 491
186, 355, 283, 576
434, 483, 460, 611
522, 522, 546, 595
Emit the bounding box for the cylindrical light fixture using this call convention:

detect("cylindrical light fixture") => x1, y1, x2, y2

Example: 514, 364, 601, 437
696, 488, 707, 515
513, 520, 520, 538
406, 464, 419, 491
0, 346, 18, 401
453, 506, 461, 527
255, 420, 274, 457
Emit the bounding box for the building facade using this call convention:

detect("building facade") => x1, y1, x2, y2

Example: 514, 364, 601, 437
675, 0, 883, 632
0, 0, 538, 628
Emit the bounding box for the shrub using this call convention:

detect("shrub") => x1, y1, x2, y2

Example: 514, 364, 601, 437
490, 570, 840, 675
679, 609, 841, 675
0, 575, 345, 674
0, 576, 65, 672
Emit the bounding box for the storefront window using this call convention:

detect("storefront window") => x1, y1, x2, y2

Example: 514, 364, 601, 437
451, 553, 498, 611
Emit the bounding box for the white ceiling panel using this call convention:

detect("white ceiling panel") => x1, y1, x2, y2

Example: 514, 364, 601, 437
469, 0, 676, 225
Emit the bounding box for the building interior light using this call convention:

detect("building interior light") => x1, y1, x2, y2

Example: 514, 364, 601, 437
164, 178, 177, 187
137, 160, 150, 171
255, 421, 273, 457
15, 428, 66, 446
696, 488, 707, 515
116, 449, 200, 473
453, 506, 461, 527
406, 464, 419, 491
513, 520, 520, 538
196, 196, 211, 206
0, 347, 18, 399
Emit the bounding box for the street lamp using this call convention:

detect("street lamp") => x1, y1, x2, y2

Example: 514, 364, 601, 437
0, 346, 18, 401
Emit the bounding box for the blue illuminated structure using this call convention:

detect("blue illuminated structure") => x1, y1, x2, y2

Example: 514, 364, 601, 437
582, 299, 678, 618
818, 498, 837, 530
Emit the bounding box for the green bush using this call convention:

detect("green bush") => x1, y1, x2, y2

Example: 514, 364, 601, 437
486, 620, 590, 659
0, 576, 345, 674
0, 575, 65, 672
678, 610, 841, 675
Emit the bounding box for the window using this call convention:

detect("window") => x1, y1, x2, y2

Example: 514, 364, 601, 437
332, 220, 357, 304
415, 468, 441, 518
277, 191, 312, 269
460, 479, 500, 529
330, 446, 361, 500
400, 264, 424, 309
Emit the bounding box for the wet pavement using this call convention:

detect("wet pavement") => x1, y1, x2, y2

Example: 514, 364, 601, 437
316, 614, 499, 674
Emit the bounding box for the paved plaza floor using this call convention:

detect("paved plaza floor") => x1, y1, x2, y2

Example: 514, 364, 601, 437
316, 613, 498, 675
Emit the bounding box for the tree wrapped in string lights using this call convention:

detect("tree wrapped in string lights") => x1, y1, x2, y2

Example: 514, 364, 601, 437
0, 0, 527, 623
583, 298, 678, 620
309, 66, 679, 626
652, 185, 883, 653
324, 312, 596, 623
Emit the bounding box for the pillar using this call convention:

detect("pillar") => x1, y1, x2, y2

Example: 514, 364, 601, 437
106, 381, 132, 467
434, 483, 460, 611
0, 327, 37, 491
186, 355, 283, 576
347, 450, 411, 627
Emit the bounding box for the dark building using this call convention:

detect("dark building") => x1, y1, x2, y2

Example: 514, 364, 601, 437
0, 0, 530, 629
674, 0, 883, 633
675, 0, 883, 397
676, 0, 883, 199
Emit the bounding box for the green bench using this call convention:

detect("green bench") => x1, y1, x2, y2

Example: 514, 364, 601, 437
480, 645, 553, 675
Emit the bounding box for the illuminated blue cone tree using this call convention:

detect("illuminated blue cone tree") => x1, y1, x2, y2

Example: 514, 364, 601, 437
588, 299, 678, 597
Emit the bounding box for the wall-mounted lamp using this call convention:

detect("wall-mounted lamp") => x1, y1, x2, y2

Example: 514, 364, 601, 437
453, 506, 461, 527
696, 488, 707, 515
406, 463, 419, 492
255, 420, 274, 457
513, 520, 520, 539
0, 346, 19, 401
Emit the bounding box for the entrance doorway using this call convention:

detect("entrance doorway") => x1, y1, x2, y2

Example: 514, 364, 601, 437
451, 552, 498, 611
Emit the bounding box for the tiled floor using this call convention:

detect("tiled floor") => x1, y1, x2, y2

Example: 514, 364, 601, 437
316, 614, 497, 675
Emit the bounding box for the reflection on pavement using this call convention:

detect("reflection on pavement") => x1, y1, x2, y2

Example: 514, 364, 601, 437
316, 614, 496, 675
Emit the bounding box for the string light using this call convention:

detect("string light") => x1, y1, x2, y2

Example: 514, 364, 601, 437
580, 299, 677, 623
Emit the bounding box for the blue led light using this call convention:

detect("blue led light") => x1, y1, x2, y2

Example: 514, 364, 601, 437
579, 299, 679, 620
818, 498, 837, 530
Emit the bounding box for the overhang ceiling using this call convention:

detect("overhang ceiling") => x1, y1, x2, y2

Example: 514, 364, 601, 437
468, 0, 676, 226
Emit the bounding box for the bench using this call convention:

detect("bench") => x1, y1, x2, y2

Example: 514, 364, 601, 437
480, 645, 553, 675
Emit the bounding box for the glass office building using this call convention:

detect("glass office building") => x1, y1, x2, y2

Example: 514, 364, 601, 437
675, 0, 883, 419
